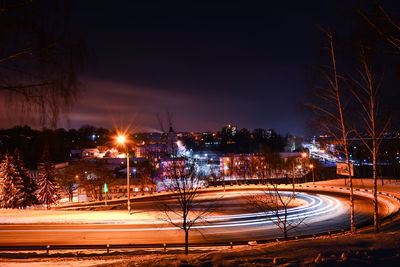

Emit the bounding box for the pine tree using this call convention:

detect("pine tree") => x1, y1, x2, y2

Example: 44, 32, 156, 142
0, 154, 25, 208
37, 157, 60, 209
14, 153, 38, 207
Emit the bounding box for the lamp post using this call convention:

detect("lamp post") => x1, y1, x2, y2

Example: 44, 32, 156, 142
75, 175, 79, 202
116, 134, 131, 213
309, 164, 315, 184
301, 152, 308, 183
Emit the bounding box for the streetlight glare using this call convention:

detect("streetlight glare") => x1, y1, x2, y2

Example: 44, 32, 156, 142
117, 135, 126, 144
301, 152, 308, 158
309, 164, 314, 168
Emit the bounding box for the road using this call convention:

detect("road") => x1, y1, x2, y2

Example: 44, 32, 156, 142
0, 189, 383, 246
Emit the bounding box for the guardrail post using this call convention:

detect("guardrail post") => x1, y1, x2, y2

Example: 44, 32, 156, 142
163, 243, 167, 253
46, 245, 50, 255
107, 244, 110, 254
230, 242, 233, 249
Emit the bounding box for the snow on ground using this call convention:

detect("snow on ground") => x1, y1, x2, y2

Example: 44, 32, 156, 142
309, 178, 400, 198
0, 209, 159, 224
0, 258, 123, 267
2, 231, 400, 266
0, 189, 307, 224
0, 179, 395, 224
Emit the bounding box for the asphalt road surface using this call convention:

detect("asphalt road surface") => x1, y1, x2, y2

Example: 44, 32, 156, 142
0, 190, 382, 246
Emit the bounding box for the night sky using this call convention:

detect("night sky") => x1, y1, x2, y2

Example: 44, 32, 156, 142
4, 1, 400, 136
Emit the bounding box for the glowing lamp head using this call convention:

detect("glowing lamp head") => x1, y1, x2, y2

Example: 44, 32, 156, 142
117, 135, 126, 144
301, 152, 308, 158
309, 164, 314, 169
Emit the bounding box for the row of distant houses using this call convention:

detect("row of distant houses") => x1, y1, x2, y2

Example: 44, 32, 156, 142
43, 145, 306, 180
28, 145, 307, 202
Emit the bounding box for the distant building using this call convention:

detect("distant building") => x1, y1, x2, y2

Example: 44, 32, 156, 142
70, 149, 82, 159
222, 125, 237, 138
285, 135, 303, 152
106, 177, 157, 197
160, 158, 186, 178
105, 157, 145, 170
166, 124, 177, 155
135, 144, 166, 158
220, 152, 303, 178
82, 148, 100, 158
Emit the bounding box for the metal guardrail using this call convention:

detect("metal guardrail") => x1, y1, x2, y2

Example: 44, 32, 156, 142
0, 228, 350, 253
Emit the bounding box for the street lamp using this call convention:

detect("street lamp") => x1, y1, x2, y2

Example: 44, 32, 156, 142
301, 152, 308, 183
309, 164, 315, 184
116, 134, 131, 213
117, 135, 126, 145
75, 175, 79, 202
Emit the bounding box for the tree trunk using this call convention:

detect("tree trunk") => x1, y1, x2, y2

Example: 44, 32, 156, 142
283, 207, 288, 240
283, 223, 288, 240
99, 186, 103, 201
184, 230, 189, 254
345, 145, 356, 233
183, 214, 189, 255
328, 33, 355, 233
373, 146, 379, 232
292, 162, 295, 199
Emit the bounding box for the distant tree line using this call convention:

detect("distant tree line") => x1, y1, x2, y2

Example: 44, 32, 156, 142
0, 125, 300, 168
0, 125, 110, 168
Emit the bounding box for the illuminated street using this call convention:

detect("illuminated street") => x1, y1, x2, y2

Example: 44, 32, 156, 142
0, 188, 388, 246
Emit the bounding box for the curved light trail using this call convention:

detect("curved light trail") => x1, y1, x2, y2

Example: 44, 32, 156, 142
0, 191, 345, 233
1, 189, 378, 245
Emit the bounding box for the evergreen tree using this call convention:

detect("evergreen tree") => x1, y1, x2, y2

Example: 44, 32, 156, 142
37, 155, 59, 209
14, 152, 38, 207
0, 154, 25, 208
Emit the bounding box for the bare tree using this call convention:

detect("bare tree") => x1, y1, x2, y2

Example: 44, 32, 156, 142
358, 3, 400, 52
308, 30, 356, 233
74, 161, 116, 201
56, 166, 77, 202
284, 156, 298, 199
135, 159, 159, 192
348, 46, 390, 232
0, 0, 89, 127
236, 154, 251, 183
247, 182, 305, 240
155, 158, 216, 254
